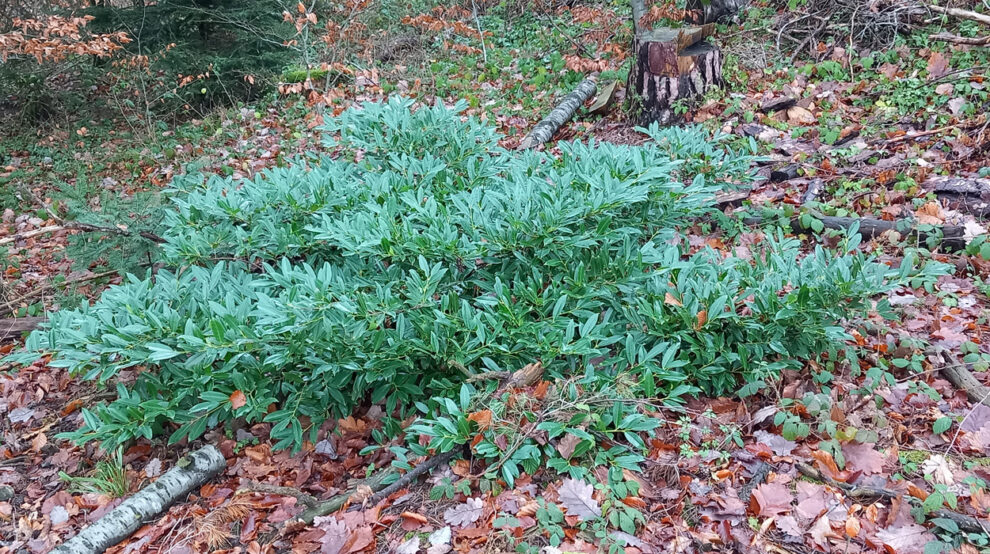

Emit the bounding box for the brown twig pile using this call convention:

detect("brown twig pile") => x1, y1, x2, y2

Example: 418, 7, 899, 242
775, 0, 927, 57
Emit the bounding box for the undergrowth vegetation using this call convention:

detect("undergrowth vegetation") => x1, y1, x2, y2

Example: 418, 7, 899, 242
7, 99, 947, 457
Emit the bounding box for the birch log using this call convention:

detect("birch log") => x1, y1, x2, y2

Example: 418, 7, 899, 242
52, 445, 226, 554
518, 76, 597, 150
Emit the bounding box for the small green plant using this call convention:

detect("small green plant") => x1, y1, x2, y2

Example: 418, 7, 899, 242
58, 448, 129, 498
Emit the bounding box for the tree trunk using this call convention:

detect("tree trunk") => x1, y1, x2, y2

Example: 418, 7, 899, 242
51, 446, 226, 554
685, 0, 747, 24
628, 27, 723, 126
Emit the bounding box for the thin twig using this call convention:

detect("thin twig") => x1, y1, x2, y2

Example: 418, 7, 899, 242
470, 0, 488, 64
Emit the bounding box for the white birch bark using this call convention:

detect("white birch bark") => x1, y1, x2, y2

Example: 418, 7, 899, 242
52, 445, 226, 554
518, 77, 598, 150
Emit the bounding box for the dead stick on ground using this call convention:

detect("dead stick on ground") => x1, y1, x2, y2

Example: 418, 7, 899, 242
346, 449, 458, 512
796, 462, 989, 535
929, 4, 990, 26
930, 33, 990, 46
51, 445, 225, 554
0, 269, 120, 318
282, 449, 458, 524
518, 75, 598, 150
932, 347, 990, 408
0, 221, 164, 246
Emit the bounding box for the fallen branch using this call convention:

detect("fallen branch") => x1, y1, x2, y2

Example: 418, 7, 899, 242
293, 449, 457, 524
931, 347, 990, 408
465, 361, 545, 388
51, 445, 225, 554
0, 269, 120, 318
742, 214, 968, 251
883, 124, 961, 145
0, 221, 164, 247
930, 33, 990, 46
346, 449, 458, 512
518, 76, 598, 150
238, 482, 320, 509
928, 175, 990, 218
929, 4, 990, 26
796, 462, 988, 535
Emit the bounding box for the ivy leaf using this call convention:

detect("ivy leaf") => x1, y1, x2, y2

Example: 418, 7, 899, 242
558, 478, 600, 521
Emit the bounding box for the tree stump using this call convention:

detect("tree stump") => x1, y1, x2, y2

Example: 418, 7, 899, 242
628, 26, 723, 126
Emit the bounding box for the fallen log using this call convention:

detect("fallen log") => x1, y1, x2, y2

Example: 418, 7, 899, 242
714, 189, 751, 208
0, 317, 45, 341
927, 176, 990, 218
743, 214, 968, 251
51, 445, 225, 554
759, 96, 796, 114
518, 76, 598, 150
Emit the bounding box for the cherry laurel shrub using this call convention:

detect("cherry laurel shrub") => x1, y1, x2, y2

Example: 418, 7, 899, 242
9, 98, 946, 452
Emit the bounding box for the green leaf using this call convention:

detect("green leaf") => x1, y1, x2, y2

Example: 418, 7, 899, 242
932, 417, 952, 435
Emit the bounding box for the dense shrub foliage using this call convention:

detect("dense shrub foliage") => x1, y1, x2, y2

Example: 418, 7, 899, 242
9, 98, 946, 451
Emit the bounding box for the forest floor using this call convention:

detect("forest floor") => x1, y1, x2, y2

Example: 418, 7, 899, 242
4, 1, 990, 553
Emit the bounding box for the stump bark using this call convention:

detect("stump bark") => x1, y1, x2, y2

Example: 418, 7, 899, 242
628, 26, 723, 126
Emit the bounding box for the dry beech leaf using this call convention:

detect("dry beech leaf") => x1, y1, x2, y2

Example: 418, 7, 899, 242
517, 500, 539, 517
229, 390, 247, 410
845, 516, 860, 538
664, 292, 682, 307
466, 410, 492, 431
